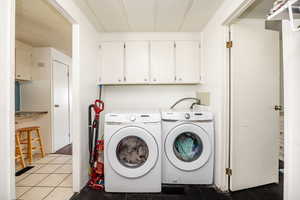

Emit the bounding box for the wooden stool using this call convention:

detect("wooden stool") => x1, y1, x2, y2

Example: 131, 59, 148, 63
16, 126, 46, 164
15, 133, 26, 169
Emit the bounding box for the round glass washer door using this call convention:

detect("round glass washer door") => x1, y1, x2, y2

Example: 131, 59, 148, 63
107, 126, 159, 178
165, 123, 212, 171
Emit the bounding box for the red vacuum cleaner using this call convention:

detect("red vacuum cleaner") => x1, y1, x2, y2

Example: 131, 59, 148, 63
88, 99, 105, 190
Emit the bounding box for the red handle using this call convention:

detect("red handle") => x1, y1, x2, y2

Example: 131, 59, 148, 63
94, 100, 104, 114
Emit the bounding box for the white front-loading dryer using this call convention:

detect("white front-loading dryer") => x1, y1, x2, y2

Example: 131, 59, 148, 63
161, 110, 214, 185
104, 112, 161, 192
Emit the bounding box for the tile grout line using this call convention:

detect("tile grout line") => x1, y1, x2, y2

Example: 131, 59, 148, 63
16, 154, 72, 199
17, 172, 52, 199
17, 172, 72, 199
41, 172, 73, 200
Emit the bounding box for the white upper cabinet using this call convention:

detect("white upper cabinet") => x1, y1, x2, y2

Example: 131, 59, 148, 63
175, 41, 200, 83
98, 40, 201, 85
125, 41, 150, 83
99, 42, 124, 84
150, 41, 175, 83
15, 41, 33, 80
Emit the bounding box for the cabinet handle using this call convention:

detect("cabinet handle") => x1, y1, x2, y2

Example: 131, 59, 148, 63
54, 104, 60, 108
144, 78, 148, 82
118, 79, 121, 82
179, 78, 182, 81
153, 78, 157, 82
124, 77, 126, 82
17, 75, 21, 77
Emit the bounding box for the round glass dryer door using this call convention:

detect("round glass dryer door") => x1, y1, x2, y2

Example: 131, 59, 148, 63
107, 126, 159, 178
165, 123, 212, 171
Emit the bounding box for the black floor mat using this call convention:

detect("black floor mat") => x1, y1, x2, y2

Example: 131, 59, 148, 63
15, 166, 34, 176
162, 185, 185, 194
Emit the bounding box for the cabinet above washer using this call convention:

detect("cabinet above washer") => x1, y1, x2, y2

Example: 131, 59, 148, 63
97, 39, 202, 85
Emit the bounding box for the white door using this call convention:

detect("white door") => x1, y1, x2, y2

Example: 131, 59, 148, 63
175, 41, 200, 83
150, 41, 175, 83
53, 60, 70, 152
230, 19, 280, 191
125, 41, 149, 83
100, 42, 124, 84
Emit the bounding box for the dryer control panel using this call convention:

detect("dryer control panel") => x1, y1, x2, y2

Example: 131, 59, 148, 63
161, 110, 213, 121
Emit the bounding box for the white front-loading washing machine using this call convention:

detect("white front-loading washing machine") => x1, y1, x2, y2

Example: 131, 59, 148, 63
104, 112, 161, 192
161, 110, 214, 185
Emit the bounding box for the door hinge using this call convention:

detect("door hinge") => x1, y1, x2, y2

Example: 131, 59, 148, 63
174, 43, 176, 48
124, 44, 126, 48
226, 168, 232, 176
226, 41, 233, 48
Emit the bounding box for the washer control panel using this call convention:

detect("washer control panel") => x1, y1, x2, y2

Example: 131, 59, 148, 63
105, 112, 161, 123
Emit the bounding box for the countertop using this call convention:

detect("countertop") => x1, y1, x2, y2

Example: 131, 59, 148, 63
15, 111, 48, 121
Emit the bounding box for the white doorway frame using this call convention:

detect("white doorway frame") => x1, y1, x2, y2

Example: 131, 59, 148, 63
0, 0, 82, 198
0, 0, 16, 199
46, 0, 82, 193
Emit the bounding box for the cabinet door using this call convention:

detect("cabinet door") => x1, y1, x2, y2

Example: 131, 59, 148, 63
150, 41, 175, 83
100, 42, 124, 84
15, 45, 32, 80
125, 41, 149, 83
175, 41, 200, 83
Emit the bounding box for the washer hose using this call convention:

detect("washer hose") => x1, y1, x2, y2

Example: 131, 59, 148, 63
170, 97, 201, 109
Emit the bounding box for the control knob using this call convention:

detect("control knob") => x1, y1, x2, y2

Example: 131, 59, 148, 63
185, 113, 191, 119
130, 116, 136, 122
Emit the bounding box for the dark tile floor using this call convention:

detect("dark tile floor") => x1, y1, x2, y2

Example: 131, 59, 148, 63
70, 174, 283, 200
55, 143, 72, 155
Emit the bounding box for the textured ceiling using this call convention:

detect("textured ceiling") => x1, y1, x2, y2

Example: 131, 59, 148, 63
74, 0, 225, 32
16, 0, 72, 56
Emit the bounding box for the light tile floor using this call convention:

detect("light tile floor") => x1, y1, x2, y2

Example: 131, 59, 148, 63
16, 154, 73, 200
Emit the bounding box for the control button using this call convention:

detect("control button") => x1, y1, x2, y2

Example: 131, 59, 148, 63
185, 113, 191, 119
130, 116, 136, 122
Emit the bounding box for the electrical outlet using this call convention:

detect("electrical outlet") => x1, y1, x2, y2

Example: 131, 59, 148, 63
196, 92, 210, 106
